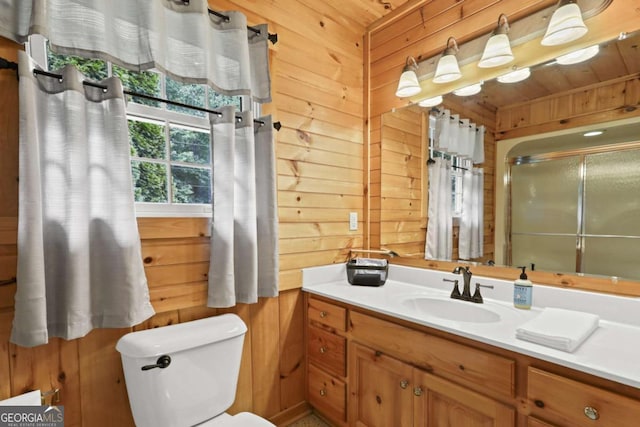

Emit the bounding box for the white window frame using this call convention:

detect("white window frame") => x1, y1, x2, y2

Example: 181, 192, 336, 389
27, 34, 258, 218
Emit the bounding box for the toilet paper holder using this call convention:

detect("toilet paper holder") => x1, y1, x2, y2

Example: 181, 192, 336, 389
41, 388, 60, 406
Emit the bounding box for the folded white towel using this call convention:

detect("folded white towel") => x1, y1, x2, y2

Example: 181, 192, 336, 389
515, 307, 600, 353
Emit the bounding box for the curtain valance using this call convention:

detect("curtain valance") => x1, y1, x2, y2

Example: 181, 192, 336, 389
0, 0, 271, 102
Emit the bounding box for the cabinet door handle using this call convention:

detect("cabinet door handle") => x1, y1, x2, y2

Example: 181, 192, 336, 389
319, 388, 327, 397
584, 406, 600, 420
413, 387, 423, 396
319, 346, 327, 354
399, 380, 409, 389
319, 311, 327, 318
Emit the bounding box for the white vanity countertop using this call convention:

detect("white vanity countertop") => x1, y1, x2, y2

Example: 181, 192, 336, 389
302, 263, 640, 389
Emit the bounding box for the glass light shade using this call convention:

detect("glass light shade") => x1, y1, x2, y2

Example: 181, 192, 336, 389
478, 33, 514, 68
541, 2, 588, 46
497, 67, 531, 83
453, 83, 482, 96
395, 68, 421, 97
433, 54, 461, 83
556, 45, 599, 65
418, 95, 443, 107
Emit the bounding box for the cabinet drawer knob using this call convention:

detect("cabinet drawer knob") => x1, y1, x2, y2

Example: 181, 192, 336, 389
400, 380, 409, 389
319, 388, 327, 397
584, 406, 600, 420
534, 400, 545, 408
413, 387, 423, 397
319, 346, 327, 354
319, 311, 327, 318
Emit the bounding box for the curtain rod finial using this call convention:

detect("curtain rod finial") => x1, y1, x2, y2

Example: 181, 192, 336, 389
273, 121, 282, 131
268, 33, 278, 45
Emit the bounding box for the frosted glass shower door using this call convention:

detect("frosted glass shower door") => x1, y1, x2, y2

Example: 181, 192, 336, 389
510, 157, 581, 272
583, 149, 640, 279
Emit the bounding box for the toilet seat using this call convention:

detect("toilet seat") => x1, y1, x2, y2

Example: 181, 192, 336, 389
199, 412, 275, 426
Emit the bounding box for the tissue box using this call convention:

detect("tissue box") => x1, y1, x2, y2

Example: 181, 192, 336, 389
346, 258, 388, 287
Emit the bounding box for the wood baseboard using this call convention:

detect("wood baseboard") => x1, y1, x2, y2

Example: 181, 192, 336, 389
269, 401, 312, 426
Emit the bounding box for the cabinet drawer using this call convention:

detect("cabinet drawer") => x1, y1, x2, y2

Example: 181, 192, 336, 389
308, 324, 346, 377
349, 310, 515, 398
308, 297, 347, 332
308, 363, 346, 422
528, 367, 640, 426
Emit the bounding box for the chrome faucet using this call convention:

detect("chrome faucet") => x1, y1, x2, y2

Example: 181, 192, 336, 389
452, 266, 473, 301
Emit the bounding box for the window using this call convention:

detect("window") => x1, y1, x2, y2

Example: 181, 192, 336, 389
29, 35, 245, 217
428, 113, 469, 218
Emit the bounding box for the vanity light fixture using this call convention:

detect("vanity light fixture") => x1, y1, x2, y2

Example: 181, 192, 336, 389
418, 95, 443, 107
395, 56, 422, 98
541, 0, 588, 46
433, 37, 462, 84
453, 82, 483, 96
478, 14, 514, 68
497, 67, 531, 83
555, 44, 599, 65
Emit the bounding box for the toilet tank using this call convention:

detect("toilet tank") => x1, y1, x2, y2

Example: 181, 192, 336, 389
116, 314, 247, 427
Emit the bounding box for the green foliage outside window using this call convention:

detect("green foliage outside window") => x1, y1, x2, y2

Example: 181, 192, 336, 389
48, 50, 107, 81
46, 46, 242, 208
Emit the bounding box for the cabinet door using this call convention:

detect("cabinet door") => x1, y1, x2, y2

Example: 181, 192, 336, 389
414, 369, 515, 427
350, 344, 414, 427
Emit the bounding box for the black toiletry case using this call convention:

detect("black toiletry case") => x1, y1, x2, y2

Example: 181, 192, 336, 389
346, 258, 388, 287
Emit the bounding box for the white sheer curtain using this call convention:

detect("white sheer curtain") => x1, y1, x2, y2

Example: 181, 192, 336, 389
459, 168, 484, 260
0, 0, 271, 102
12, 51, 155, 347
208, 107, 278, 307
425, 157, 453, 261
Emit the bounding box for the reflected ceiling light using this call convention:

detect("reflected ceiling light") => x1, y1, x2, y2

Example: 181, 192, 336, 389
541, 0, 588, 46
555, 44, 599, 65
395, 56, 421, 98
497, 67, 531, 83
418, 95, 443, 107
583, 130, 604, 137
433, 37, 462, 84
479, 14, 514, 68
453, 82, 483, 96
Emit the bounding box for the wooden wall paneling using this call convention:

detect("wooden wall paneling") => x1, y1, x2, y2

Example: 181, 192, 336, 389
9, 337, 81, 423
278, 289, 305, 410
78, 328, 133, 427
216, 304, 254, 415
279, 270, 303, 293
249, 297, 281, 418
0, 311, 13, 400
137, 217, 210, 240
0, 39, 19, 218
496, 75, 640, 140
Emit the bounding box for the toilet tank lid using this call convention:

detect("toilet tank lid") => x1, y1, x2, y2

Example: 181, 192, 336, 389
116, 313, 247, 358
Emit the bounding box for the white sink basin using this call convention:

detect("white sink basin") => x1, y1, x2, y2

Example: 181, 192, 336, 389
401, 296, 501, 323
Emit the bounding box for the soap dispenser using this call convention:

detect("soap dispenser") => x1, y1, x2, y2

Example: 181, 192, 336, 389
513, 266, 532, 309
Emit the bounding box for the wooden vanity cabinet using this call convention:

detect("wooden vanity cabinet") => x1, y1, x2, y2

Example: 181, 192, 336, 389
304, 294, 640, 427
350, 343, 515, 427
527, 367, 640, 426
306, 297, 348, 426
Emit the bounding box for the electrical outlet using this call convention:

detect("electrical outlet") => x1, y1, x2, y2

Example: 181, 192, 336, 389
349, 212, 358, 231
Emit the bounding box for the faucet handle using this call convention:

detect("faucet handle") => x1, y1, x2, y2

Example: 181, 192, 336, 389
443, 278, 462, 299
471, 283, 494, 304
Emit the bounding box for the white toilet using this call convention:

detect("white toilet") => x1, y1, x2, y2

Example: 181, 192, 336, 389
116, 314, 275, 427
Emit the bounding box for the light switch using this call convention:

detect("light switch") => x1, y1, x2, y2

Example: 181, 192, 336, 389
349, 212, 358, 231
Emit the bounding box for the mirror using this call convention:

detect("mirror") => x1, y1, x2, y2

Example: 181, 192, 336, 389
380, 31, 640, 281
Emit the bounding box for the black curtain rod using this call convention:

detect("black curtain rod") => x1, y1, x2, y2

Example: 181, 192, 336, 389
29, 68, 281, 131
207, 9, 277, 44
176, 0, 277, 44
430, 105, 481, 131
